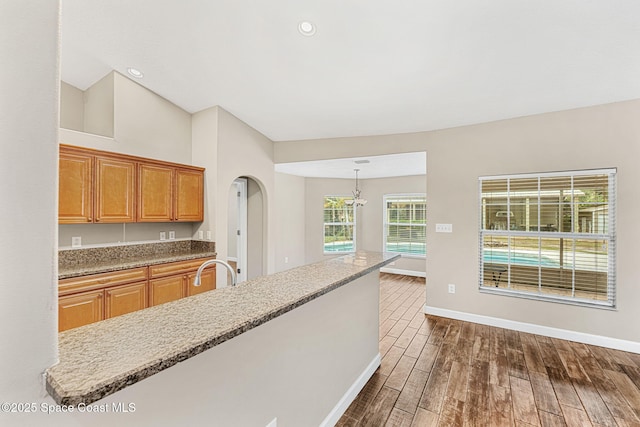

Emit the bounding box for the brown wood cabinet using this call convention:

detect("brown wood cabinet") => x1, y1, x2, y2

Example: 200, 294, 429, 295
138, 164, 204, 222
95, 156, 136, 223
58, 267, 148, 331
59, 148, 94, 223
58, 290, 104, 332
149, 258, 216, 306
105, 282, 148, 319
59, 145, 136, 224
57, 259, 215, 331
175, 168, 204, 222
59, 144, 204, 224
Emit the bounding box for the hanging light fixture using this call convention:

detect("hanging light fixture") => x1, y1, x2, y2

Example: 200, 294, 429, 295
345, 169, 367, 206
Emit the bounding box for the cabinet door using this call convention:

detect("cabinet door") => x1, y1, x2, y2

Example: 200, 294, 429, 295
149, 275, 186, 306
95, 156, 136, 223
138, 164, 174, 222
59, 290, 104, 332
105, 282, 148, 319
186, 267, 216, 296
175, 168, 204, 221
59, 149, 93, 223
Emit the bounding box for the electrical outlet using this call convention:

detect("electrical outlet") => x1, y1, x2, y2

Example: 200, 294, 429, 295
160, 232, 166, 241
284, 256, 289, 264
436, 224, 453, 233
169, 231, 175, 240
198, 230, 204, 239
206, 230, 212, 240
448, 284, 456, 294
71, 236, 82, 248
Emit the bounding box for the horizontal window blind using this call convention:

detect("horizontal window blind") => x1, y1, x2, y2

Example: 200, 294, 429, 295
324, 196, 355, 253
479, 169, 616, 308
384, 195, 426, 256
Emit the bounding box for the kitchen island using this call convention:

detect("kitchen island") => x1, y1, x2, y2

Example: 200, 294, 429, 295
45, 251, 399, 427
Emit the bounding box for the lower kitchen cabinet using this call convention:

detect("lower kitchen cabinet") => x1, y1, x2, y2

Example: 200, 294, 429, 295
149, 258, 216, 306
58, 258, 215, 331
58, 290, 104, 332
186, 269, 215, 296
149, 275, 187, 306
105, 282, 148, 319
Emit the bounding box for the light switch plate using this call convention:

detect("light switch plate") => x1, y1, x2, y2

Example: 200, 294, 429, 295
435, 223, 453, 233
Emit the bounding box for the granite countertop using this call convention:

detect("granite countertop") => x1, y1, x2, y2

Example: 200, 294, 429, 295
46, 251, 399, 406
58, 240, 216, 279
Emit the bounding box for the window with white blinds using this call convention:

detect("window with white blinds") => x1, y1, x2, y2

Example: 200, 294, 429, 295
384, 195, 426, 256
324, 196, 355, 253
479, 169, 616, 308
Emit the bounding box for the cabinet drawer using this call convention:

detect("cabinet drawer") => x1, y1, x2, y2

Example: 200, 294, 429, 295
149, 257, 214, 278
59, 267, 148, 296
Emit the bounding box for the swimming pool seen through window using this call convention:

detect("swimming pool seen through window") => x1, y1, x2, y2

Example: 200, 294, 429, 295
479, 169, 616, 308
384, 194, 426, 257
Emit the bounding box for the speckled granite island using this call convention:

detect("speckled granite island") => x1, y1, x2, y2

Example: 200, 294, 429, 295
46, 251, 399, 427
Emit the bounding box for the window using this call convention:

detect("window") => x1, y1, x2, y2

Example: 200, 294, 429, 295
324, 196, 355, 253
384, 195, 426, 256
479, 169, 616, 307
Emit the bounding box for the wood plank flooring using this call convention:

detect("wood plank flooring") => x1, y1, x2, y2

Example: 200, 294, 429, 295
336, 273, 640, 426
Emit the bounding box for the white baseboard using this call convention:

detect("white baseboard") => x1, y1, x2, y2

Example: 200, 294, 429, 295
424, 305, 640, 354
320, 353, 381, 427
380, 267, 426, 278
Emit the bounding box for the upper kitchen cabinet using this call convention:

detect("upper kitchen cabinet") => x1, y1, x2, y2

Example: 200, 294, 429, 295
138, 163, 204, 222
175, 168, 204, 221
59, 145, 136, 223
95, 155, 136, 223
59, 144, 204, 224
59, 147, 94, 223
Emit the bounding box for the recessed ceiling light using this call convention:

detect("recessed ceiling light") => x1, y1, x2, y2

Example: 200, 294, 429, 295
127, 67, 144, 78
298, 21, 316, 36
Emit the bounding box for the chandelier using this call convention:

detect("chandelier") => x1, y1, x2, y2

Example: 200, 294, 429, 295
345, 169, 367, 206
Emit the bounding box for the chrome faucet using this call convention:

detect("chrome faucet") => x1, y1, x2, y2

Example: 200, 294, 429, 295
193, 259, 237, 287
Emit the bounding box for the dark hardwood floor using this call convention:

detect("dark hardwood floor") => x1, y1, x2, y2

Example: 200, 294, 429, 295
336, 273, 640, 426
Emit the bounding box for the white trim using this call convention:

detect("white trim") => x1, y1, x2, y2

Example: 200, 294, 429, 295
380, 267, 426, 278
423, 305, 640, 354
319, 353, 381, 427
226, 256, 238, 262
479, 167, 617, 181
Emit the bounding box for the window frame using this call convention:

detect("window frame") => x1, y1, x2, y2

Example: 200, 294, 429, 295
478, 168, 616, 309
323, 195, 356, 254
383, 193, 427, 258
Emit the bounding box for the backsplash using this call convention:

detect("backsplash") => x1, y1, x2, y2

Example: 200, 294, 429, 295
59, 240, 215, 268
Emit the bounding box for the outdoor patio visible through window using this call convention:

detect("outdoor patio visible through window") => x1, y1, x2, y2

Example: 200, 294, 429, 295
384, 195, 426, 256
479, 169, 616, 307
324, 196, 355, 253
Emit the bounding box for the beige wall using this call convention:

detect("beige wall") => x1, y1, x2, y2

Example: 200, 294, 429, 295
0, 0, 59, 407
113, 72, 192, 164
193, 106, 276, 285
303, 175, 426, 275
274, 172, 306, 271
360, 175, 426, 275
60, 81, 84, 131
277, 99, 640, 344
83, 72, 114, 138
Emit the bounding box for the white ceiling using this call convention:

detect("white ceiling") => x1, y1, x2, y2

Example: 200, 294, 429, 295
275, 152, 426, 179
60, 1, 640, 143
